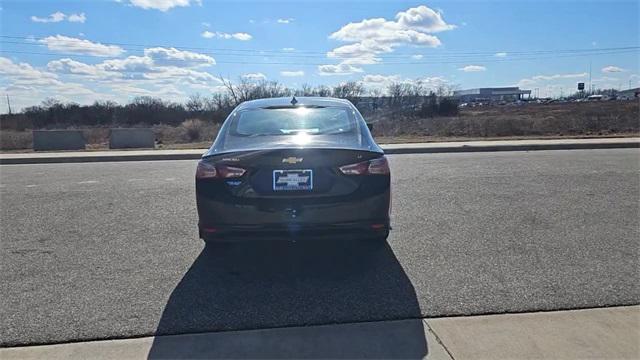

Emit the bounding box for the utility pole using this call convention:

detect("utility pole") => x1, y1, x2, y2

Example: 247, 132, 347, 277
589, 60, 593, 94
6, 94, 11, 115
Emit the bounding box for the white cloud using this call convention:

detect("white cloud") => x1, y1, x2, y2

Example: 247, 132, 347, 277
201, 21, 210, 27
494, 52, 507, 57
47, 58, 113, 77
231, 33, 252, 41
411, 54, 424, 60
458, 65, 486, 72
46, 48, 215, 77
277, 18, 294, 24
361, 74, 449, 94
31, 11, 85, 23
282, 47, 295, 51
0, 57, 100, 110
516, 72, 590, 93
280, 70, 304, 77
330, 18, 442, 46
242, 72, 267, 81
1, 54, 226, 111
362, 74, 401, 84
31, 11, 66, 23
531, 73, 587, 81
602, 66, 625, 73
144, 47, 215, 67
201, 31, 252, 41
67, 13, 86, 23
318, 63, 363, 76
419, 76, 449, 88
142, 66, 218, 84
586, 76, 622, 91
322, 5, 454, 71
99, 56, 155, 75
127, 0, 200, 11
1, 57, 58, 81
394, 5, 456, 33
38, 35, 125, 57
518, 78, 536, 87
45, 47, 218, 86
327, 42, 387, 65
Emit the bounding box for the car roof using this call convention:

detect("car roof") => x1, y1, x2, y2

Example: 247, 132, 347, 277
236, 97, 353, 110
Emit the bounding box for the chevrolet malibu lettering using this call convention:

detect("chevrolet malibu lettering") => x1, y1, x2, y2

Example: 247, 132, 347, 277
195, 96, 391, 242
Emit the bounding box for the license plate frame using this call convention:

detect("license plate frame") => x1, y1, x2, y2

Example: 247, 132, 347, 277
273, 169, 313, 191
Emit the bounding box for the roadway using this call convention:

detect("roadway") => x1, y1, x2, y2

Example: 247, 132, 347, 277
1, 149, 638, 346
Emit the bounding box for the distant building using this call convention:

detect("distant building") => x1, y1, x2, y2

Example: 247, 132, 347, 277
453, 87, 532, 102
617, 87, 640, 100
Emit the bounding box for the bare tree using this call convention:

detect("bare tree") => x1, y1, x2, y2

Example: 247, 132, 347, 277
368, 88, 383, 98
186, 93, 204, 113
333, 81, 364, 103
316, 85, 332, 97
219, 75, 239, 106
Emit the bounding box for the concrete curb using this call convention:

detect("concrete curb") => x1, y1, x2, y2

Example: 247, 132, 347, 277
1, 139, 638, 165
0, 306, 637, 359
0, 152, 204, 165
382, 141, 640, 155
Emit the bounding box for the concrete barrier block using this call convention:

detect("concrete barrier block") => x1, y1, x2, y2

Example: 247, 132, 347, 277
109, 128, 155, 149
32, 130, 86, 151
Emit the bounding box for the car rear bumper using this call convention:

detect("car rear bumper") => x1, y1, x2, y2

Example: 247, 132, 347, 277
199, 220, 389, 242
196, 191, 390, 241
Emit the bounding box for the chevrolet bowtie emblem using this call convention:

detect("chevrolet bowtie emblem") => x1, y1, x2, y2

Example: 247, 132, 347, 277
282, 157, 303, 164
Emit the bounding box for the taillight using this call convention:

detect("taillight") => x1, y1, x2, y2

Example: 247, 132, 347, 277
339, 156, 390, 175
217, 165, 246, 178
196, 161, 246, 179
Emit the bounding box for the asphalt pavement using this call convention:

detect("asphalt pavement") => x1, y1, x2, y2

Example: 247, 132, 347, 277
1, 149, 639, 347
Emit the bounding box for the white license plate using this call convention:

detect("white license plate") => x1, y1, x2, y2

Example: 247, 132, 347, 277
273, 169, 313, 191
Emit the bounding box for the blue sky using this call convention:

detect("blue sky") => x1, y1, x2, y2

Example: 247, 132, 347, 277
1, 0, 638, 112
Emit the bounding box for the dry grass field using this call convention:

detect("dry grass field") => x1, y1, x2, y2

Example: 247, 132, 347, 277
369, 100, 639, 138
1, 100, 637, 151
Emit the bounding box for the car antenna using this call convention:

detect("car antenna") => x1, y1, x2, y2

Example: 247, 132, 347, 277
290, 96, 298, 105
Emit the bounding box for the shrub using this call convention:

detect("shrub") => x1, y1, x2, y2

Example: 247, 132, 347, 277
0, 131, 32, 150
83, 128, 110, 145
181, 119, 204, 142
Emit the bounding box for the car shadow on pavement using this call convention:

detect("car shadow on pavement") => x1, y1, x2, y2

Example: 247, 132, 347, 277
148, 239, 427, 359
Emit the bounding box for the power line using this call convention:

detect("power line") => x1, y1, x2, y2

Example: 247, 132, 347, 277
1, 48, 637, 66
3, 39, 638, 62
2, 34, 638, 58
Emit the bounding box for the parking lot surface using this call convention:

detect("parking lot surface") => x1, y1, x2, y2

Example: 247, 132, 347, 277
1, 149, 638, 346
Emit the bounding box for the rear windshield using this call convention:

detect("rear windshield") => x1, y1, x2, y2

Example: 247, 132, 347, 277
207, 104, 382, 155
230, 106, 355, 136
